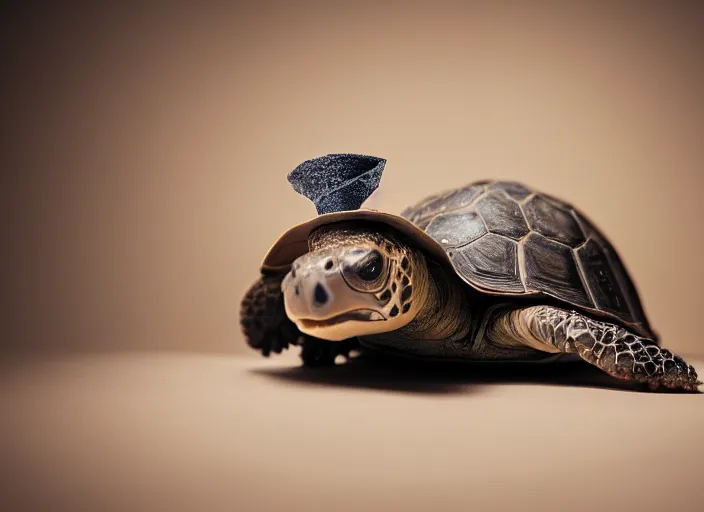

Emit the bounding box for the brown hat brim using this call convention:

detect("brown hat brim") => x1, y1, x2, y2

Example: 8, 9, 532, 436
261, 209, 452, 273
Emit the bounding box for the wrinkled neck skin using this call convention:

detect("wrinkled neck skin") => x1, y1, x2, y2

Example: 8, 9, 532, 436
361, 258, 472, 345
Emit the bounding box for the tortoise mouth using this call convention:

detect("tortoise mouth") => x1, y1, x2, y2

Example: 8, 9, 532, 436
298, 309, 385, 329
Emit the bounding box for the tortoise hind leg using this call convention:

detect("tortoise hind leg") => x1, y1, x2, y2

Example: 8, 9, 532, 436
240, 274, 359, 366
489, 306, 701, 392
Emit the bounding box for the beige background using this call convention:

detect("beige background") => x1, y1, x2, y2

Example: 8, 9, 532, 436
2, 352, 703, 512
3, 1, 703, 356
2, 3, 704, 512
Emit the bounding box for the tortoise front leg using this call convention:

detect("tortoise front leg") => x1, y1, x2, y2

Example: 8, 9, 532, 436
492, 306, 701, 391
240, 274, 359, 366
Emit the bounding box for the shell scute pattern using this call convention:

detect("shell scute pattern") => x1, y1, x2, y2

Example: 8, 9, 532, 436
452, 233, 523, 293
488, 181, 533, 200
522, 195, 586, 247
401, 180, 654, 339
401, 182, 488, 229
425, 210, 486, 248
476, 192, 529, 240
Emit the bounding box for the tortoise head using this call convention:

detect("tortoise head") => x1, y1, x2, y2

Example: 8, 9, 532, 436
282, 222, 428, 341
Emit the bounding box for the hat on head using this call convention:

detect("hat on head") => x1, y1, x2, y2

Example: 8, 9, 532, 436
287, 154, 386, 214
262, 154, 450, 273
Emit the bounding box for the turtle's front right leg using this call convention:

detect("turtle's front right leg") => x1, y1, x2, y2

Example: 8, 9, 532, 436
490, 306, 701, 391
240, 274, 359, 366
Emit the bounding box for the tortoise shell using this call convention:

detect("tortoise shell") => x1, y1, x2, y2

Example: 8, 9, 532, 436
400, 181, 656, 340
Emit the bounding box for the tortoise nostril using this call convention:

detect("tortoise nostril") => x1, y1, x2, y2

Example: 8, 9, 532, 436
313, 283, 329, 305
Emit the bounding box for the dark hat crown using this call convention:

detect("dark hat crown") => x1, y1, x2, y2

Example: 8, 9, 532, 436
287, 154, 386, 215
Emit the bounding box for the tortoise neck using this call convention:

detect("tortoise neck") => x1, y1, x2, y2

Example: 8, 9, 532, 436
369, 258, 472, 343
410, 260, 472, 341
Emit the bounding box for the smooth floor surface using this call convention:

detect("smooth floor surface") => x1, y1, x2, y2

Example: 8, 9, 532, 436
2, 350, 703, 512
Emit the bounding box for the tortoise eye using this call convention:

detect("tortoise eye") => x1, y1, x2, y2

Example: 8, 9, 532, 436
358, 251, 383, 281
341, 249, 387, 292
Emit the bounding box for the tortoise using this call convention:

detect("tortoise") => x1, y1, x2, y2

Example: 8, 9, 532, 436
241, 154, 700, 391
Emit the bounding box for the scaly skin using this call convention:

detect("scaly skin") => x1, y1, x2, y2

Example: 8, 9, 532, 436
512, 306, 701, 391
240, 274, 359, 365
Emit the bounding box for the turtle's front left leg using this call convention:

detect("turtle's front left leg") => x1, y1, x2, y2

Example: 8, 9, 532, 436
490, 306, 701, 391
240, 274, 359, 366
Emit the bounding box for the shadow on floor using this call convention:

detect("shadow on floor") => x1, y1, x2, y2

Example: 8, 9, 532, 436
249, 352, 678, 395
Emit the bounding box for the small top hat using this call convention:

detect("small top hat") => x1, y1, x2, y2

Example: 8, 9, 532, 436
287, 154, 386, 215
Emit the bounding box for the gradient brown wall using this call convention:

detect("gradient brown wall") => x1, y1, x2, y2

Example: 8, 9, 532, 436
3, 1, 703, 354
